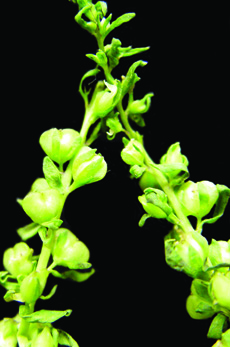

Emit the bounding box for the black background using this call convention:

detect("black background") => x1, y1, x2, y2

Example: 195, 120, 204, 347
1, 1, 230, 346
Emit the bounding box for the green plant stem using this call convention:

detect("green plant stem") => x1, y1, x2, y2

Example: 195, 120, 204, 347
144, 153, 194, 233
116, 101, 136, 139
36, 242, 52, 272
80, 110, 94, 144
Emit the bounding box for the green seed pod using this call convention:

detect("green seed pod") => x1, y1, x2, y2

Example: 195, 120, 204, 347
139, 170, 161, 191
72, 146, 107, 189
0, 317, 18, 347
20, 270, 48, 304
3, 242, 34, 277
175, 180, 219, 219
209, 272, 230, 311
186, 294, 215, 320
127, 93, 154, 115
165, 230, 209, 278
31, 326, 55, 347
90, 81, 118, 119
138, 188, 173, 219
121, 138, 145, 166
208, 239, 230, 273
39, 128, 82, 165
52, 228, 90, 269
21, 189, 64, 224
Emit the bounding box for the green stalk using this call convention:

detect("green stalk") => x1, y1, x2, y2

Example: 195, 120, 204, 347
143, 152, 194, 233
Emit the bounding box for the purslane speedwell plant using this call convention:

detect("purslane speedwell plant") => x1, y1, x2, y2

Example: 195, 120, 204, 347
1, 1, 229, 346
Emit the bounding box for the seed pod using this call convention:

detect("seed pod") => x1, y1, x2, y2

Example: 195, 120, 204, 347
207, 239, 230, 273
121, 138, 145, 166
165, 230, 209, 278
3, 242, 33, 277
175, 180, 219, 219
72, 146, 107, 189
39, 128, 82, 165
52, 228, 90, 269
186, 294, 215, 320
139, 170, 161, 191
20, 270, 48, 304
90, 81, 119, 119
0, 317, 18, 347
21, 189, 64, 224
31, 326, 55, 347
209, 272, 230, 311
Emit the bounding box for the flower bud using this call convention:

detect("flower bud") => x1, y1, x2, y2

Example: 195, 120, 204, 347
0, 317, 18, 347
207, 239, 230, 273
209, 272, 230, 311
160, 142, 188, 166
31, 326, 55, 347
165, 230, 209, 278
139, 170, 161, 191
39, 128, 82, 165
21, 189, 64, 224
3, 242, 33, 277
138, 188, 169, 219
121, 138, 145, 166
127, 93, 154, 115
186, 294, 214, 320
175, 180, 219, 219
90, 81, 119, 119
20, 269, 48, 304
72, 146, 107, 189
52, 228, 90, 269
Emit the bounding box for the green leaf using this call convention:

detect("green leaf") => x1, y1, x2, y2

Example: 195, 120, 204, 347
207, 313, 228, 339
138, 213, 151, 227
79, 68, 100, 104
129, 113, 145, 127
106, 113, 123, 140
57, 329, 79, 347
152, 162, 189, 187
190, 279, 212, 302
0, 272, 20, 291
121, 60, 148, 97
43, 156, 63, 192
40, 284, 58, 300
105, 13, 136, 38
129, 165, 146, 179
121, 46, 150, 58
17, 223, 41, 241
198, 184, 230, 230
4, 290, 23, 303
19, 308, 72, 323
74, 5, 97, 34
41, 219, 63, 231
51, 267, 95, 283
100, 13, 112, 37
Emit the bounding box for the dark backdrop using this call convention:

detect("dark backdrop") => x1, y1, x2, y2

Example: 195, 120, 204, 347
1, 1, 230, 346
